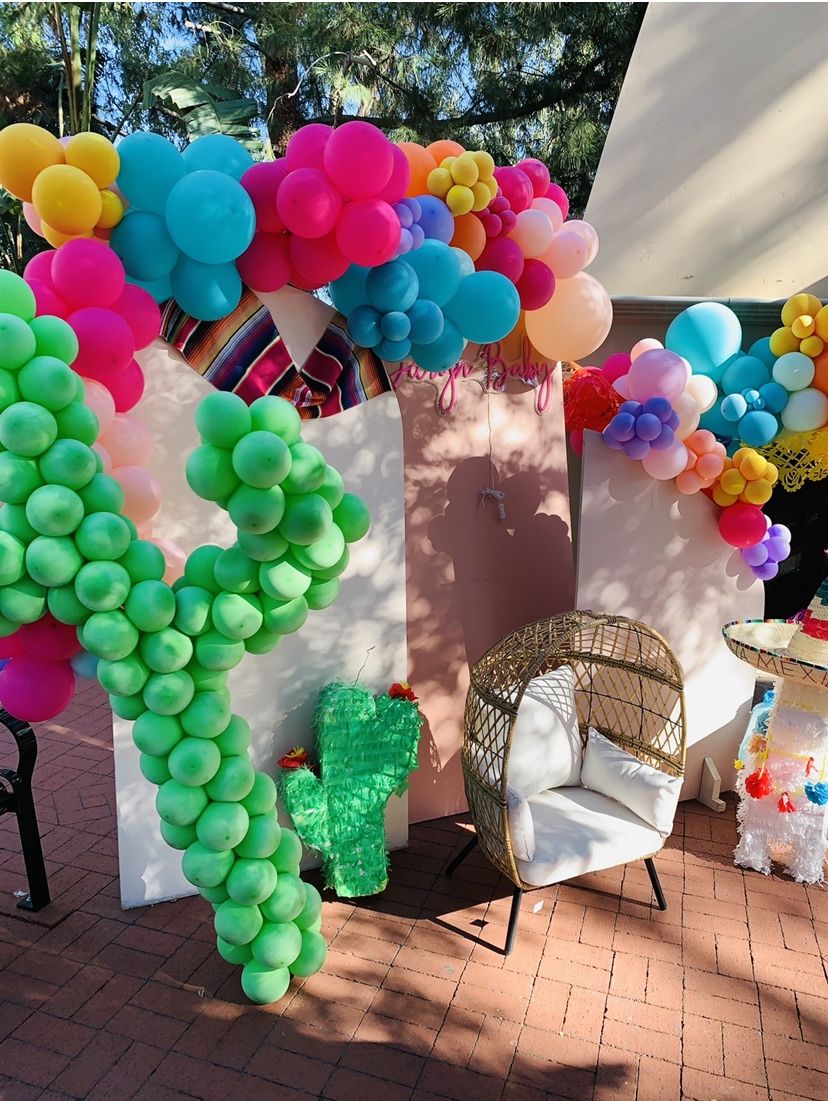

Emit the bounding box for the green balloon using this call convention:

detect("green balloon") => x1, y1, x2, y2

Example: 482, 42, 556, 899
0, 453, 42, 503
195, 391, 251, 449
0, 272, 36, 321
188, 663, 228, 692
212, 592, 263, 641
25, 484, 84, 537
97, 653, 150, 697
78, 474, 125, 517
205, 755, 255, 802
0, 314, 36, 370
0, 368, 21, 413
259, 557, 311, 601
271, 829, 303, 873
312, 545, 349, 581
132, 712, 183, 756
53, 401, 98, 446
292, 527, 345, 572
156, 779, 208, 826
48, 583, 91, 626
143, 669, 195, 715
0, 503, 36, 543
251, 920, 302, 969
81, 610, 139, 660
117, 541, 164, 586
184, 544, 223, 594
333, 493, 371, 542
197, 801, 250, 852
139, 753, 172, 786
169, 737, 222, 787
231, 431, 291, 489
0, 612, 17, 637
159, 819, 198, 849
243, 626, 281, 655
237, 528, 289, 563
194, 629, 245, 671
74, 560, 132, 611
201, 883, 230, 906
305, 577, 341, 611
226, 858, 278, 907
316, 465, 345, 509
214, 898, 263, 946
305, 916, 322, 935
182, 840, 234, 887
109, 692, 147, 720
241, 960, 291, 1004
213, 713, 251, 757
174, 586, 213, 636
124, 579, 176, 631
18, 356, 76, 411
260, 872, 305, 922
249, 395, 301, 444
241, 773, 277, 817
228, 484, 285, 535
25, 535, 82, 587
180, 690, 231, 738
235, 810, 282, 860
279, 494, 332, 547
294, 882, 323, 931
216, 935, 251, 964
213, 545, 259, 594
140, 627, 193, 673
28, 315, 78, 365
281, 443, 326, 494
39, 438, 97, 489
186, 443, 240, 502
288, 930, 327, 977
0, 401, 58, 457
0, 576, 46, 624
75, 512, 131, 560
0, 532, 25, 586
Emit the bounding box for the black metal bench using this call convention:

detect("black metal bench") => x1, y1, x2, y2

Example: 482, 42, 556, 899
0, 708, 50, 911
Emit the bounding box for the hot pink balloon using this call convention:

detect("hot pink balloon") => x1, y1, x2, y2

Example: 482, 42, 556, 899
18, 614, 82, 661
276, 167, 342, 239
101, 413, 153, 467
0, 631, 26, 659
241, 160, 289, 234
627, 349, 690, 403
569, 428, 585, 454
155, 537, 187, 585
82, 377, 116, 434
24, 250, 56, 285
52, 238, 125, 308
335, 198, 400, 267
630, 337, 663, 362
641, 440, 689, 481
561, 220, 599, 266
113, 465, 161, 525
23, 202, 43, 235
109, 359, 145, 413
509, 209, 554, 258
517, 158, 551, 197
377, 143, 411, 204
289, 232, 349, 287
112, 284, 161, 349
516, 260, 555, 311
285, 125, 333, 173
530, 197, 564, 233
601, 353, 631, 384
542, 231, 590, 280
28, 279, 69, 319
323, 121, 394, 200
68, 307, 134, 381
237, 232, 292, 294
0, 656, 75, 722
477, 236, 525, 282
545, 182, 569, 221
493, 166, 533, 213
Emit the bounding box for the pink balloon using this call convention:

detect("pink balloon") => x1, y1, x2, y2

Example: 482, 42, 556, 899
285, 125, 333, 173
477, 236, 525, 282
530, 197, 564, 233
627, 349, 690, 403
24, 250, 56, 284
561, 220, 599, 266
493, 167, 533, 213
601, 353, 631, 384
675, 469, 704, 495
335, 198, 400, 267
323, 121, 394, 200
113, 465, 161, 525
0, 656, 75, 722
18, 614, 81, 661
377, 143, 411, 204
541, 230, 590, 280
82, 377, 116, 434
545, 182, 570, 221
112, 284, 161, 349
641, 440, 689, 481
517, 158, 551, 197
289, 232, 349, 287
68, 307, 134, 381
23, 202, 43, 235
108, 359, 146, 413
28, 279, 69, 319
516, 259, 555, 311
509, 209, 554, 258
630, 337, 663, 362
241, 160, 289, 234
276, 167, 341, 239
237, 232, 292, 294
154, 537, 187, 585
137, 522, 154, 540
524, 272, 612, 362
52, 239, 125, 308
101, 413, 153, 467
93, 442, 113, 473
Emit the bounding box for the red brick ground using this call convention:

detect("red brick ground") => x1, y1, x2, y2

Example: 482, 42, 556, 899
1, 680, 827, 1100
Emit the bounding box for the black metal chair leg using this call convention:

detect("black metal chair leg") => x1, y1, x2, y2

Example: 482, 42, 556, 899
445, 833, 478, 877
504, 887, 522, 955
13, 780, 50, 911
645, 857, 667, 911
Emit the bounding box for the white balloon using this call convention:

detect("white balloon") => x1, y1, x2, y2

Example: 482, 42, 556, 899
641, 440, 689, 480
780, 387, 828, 431
614, 375, 630, 398
685, 373, 718, 413
673, 392, 701, 440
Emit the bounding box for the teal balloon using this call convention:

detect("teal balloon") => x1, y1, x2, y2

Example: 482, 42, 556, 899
721, 355, 769, 395
182, 134, 254, 181
376, 337, 411, 362
748, 337, 775, 369
111, 211, 180, 282
665, 303, 742, 382
165, 170, 255, 265
699, 396, 736, 438
171, 257, 242, 322
405, 240, 462, 306
760, 381, 788, 415
348, 305, 381, 348
365, 260, 418, 313
127, 273, 172, 305
410, 318, 465, 374
407, 299, 444, 345
329, 265, 369, 315
444, 270, 520, 344
452, 246, 475, 277
720, 393, 747, 423
739, 410, 779, 447
116, 132, 186, 215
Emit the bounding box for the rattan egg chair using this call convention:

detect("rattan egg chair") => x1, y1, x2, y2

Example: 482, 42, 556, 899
446, 611, 686, 954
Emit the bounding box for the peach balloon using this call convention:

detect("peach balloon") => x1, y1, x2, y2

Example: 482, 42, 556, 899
398, 142, 437, 197
155, 538, 187, 584
630, 338, 663, 362
524, 272, 612, 363
427, 139, 465, 163
93, 443, 113, 474
641, 440, 689, 480
676, 469, 704, 495
561, 219, 599, 266
672, 392, 701, 440
509, 209, 554, 258
541, 230, 590, 279
22, 202, 43, 235
100, 413, 153, 467
450, 211, 486, 260
82, 378, 116, 434
685, 373, 718, 413
113, 465, 161, 525
530, 197, 563, 233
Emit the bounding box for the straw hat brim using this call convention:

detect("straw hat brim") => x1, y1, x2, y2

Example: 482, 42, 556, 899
723, 619, 828, 690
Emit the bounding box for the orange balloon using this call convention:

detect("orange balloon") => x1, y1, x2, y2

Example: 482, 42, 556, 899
398, 142, 436, 197
450, 212, 486, 260
427, 139, 465, 163
0, 123, 64, 201
812, 348, 828, 395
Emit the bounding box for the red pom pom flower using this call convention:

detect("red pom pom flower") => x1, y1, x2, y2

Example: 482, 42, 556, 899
745, 769, 773, 799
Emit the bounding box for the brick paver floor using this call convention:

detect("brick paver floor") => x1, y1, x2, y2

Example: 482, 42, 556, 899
1, 679, 827, 1100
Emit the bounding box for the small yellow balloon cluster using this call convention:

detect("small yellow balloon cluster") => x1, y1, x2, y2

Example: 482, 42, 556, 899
0, 123, 123, 247
711, 447, 779, 507
769, 292, 828, 360
426, 150, 497, 216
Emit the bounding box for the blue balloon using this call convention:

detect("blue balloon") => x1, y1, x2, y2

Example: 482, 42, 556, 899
665, 303, 742, 382
182, 134, 254, 181
405, 241, 462, 306
380, 311, 411, 341
366, 261, 419, 313
410, 319, 465, 374
330, 266, 370, 315
0, 658, 7, 672
699, 396, 736, 438
377, 337, 412, 362
407, 299, 444, 344
444, 271, 520, 345
111, 210, 180, 282
165, 170, 255, 264
760, 381, 788, 414
722, 355, 769, 394
739, 410, 779, 447
416, 195, 454, 243
452, 247, 474, 277
349, 304, 382, 348
749, 336, 775, 368
721, 393, 748, 422
171, 257, 242, 321
116, 132, 186, 215
70, 650, 99, 679
127, 273, 172, 304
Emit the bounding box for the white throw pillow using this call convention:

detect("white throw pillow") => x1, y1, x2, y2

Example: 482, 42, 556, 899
580, 727, 681, 837
507, 786, 535, 861
508, 666, 582, 797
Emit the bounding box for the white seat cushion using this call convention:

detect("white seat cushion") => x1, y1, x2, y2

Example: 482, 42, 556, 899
509, 666, 582, 797
516, 786, 663, 887
581, 728, 681, 837
507, 789, 535, 861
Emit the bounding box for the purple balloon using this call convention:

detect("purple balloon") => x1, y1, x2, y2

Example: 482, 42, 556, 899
609, 412, 637, 442
650, 425, 675, 450
765, 536, 790, 562
667, 411, 680, 431
620, 400, 642, 416
643, 396, 672, 422
768, 524, 791, 541
394, 202, 414, 229
417, 195, 454, 243
753, 561, 779, 582
742, 542, 770, 567
636, 412, 663, 441
396, 227, 414, 255
602, 428, 624, 450
623, 436, 651, 460
410, 224, 425, 250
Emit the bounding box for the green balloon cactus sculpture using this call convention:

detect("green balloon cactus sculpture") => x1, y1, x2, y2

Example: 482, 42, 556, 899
280, 682, 422, 897
0, 271, 371, 1004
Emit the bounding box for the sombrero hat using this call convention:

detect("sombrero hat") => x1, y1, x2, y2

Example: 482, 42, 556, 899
723, 577, 828, 692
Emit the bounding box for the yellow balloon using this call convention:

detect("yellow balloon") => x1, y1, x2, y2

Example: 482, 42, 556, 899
450, 154, 478, 187
720, 468, 746, 496
41, 222, 93, 248
65, 132, 120, 188
791, 315, 815, 339
801, 335, 824, 359
815, 304, 828, 341
470, 150, 495, 180
32, 164, 103, 234
765, 462, 779, 486
96, 189, 124, 229
768, 326, 799, 357
781, 293, 821, 327
0, 123, 64, 201
486, 177, 498, 201
712, 485, 737, 508
470, 181, 491, 212
743, 479, 772, 506
738, 450, 767, 481
427, 166, 452, 198
446, 184, 474, 216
